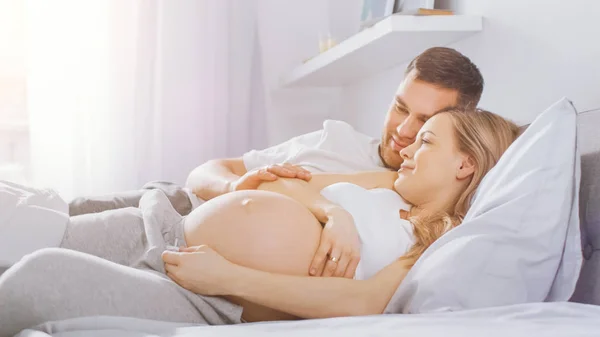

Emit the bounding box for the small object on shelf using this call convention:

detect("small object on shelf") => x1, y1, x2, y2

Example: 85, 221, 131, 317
395, 8, 453, 15
318, 33, 337, 53
394, 0, 435, 13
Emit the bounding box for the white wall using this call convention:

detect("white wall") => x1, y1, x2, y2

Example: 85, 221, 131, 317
339, 0, 600, 137
265, 0, 600, 142
158, 0, 264, 184
256, 0, 346, 145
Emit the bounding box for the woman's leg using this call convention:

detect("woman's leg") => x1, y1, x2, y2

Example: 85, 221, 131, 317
0, 248, 242, 336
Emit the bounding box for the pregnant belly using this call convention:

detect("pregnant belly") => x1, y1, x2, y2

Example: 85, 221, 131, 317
183, 190, 322, 322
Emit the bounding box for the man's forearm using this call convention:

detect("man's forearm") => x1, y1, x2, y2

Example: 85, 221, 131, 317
186, 160, 240, 201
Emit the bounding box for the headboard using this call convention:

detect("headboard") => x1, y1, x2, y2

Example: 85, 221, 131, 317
570, 108, 600, 304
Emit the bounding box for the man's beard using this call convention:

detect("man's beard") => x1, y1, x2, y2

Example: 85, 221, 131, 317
379, 134, 403, 170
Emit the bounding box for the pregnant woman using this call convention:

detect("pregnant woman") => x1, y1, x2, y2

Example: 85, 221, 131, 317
0, 109, 518, 335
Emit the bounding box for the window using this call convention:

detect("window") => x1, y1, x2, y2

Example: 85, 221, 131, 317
0, 1, 30, 185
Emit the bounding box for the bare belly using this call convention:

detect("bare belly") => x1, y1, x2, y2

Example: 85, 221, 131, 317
183, 190, 322, 322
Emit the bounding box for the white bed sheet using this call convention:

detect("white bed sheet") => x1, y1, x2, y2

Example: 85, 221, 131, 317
19, 302, 600, 337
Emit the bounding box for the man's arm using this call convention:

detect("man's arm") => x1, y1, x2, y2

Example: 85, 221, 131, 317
185, 158, 247, 201
186, 129, 326, 201
186, 158, 313, 202
258, 171, 399, 202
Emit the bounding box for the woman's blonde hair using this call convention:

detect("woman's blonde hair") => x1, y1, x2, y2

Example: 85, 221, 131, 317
400, 109, 520, 268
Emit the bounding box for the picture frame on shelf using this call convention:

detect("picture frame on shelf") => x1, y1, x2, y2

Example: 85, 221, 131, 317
359, 0, 396, 29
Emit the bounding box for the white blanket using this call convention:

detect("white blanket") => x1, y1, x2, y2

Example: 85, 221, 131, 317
17, 302, 600, 337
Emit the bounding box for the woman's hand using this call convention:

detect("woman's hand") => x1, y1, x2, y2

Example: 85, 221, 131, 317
310, 209, 361, 278
162, 245, 237, 296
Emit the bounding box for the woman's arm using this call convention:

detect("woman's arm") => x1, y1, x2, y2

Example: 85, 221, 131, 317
163, 246, 410, 318
232, 258, 409, 318
258, 178, 360, 277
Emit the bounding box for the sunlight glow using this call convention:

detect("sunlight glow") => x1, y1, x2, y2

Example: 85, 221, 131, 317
25, 0, 110, 196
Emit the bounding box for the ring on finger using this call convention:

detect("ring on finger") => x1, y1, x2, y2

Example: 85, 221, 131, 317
328, 255, 340, 263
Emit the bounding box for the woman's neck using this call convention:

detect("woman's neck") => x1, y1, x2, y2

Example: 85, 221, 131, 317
409, 192, 460, 218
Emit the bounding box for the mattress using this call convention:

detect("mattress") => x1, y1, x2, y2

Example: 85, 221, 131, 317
18, 302, 600, 337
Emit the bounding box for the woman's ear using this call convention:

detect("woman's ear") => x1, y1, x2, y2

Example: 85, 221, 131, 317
457, 155, 475, 180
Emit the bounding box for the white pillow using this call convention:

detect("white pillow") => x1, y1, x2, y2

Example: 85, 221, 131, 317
0, 180, 69, 268
384, 97, 582, 313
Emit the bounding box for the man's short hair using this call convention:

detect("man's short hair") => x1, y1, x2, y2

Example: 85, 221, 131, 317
406, 47, 484, 109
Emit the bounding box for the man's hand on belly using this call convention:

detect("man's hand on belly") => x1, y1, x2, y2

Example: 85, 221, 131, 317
231, 164, 312, 192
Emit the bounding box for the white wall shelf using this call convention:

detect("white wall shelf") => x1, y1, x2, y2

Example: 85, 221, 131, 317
280, 15, 483, 88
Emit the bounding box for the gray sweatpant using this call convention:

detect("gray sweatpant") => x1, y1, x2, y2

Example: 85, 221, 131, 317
0, 190, 243, 337
68, 181, 195, 217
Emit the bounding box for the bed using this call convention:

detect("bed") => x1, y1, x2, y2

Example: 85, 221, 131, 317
16, 302, 600, 337
11, 107, 600, 336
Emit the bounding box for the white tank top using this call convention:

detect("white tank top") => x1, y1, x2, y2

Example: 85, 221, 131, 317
320, 182, 414, 280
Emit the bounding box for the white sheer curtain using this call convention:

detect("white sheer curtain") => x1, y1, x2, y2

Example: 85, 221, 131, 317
25, 0, 265, 200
